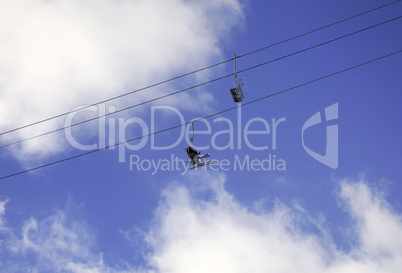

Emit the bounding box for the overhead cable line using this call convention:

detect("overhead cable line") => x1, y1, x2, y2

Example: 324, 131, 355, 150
1, 15, 400, 149
237, 16, 401, 74
0, 49, 400, 181
237, 0, 402, 58
0, 0, 399, 137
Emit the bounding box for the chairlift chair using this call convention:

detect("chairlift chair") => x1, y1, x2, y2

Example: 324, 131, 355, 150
230, 55, 246, 103
184, 122, 214, 169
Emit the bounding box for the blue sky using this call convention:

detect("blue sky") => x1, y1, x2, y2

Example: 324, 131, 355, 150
0, 0, 401, 272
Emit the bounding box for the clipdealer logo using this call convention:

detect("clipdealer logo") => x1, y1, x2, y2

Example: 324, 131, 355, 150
302, 102, 338, 169
63, 102, 338, 173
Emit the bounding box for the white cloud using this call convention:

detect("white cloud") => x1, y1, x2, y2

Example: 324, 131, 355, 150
337, 179, 402, 272
3, 208, 134, 273
1, 174, 401, 272
0, 0, 243, 162
0, 200, 7, 224
141, 173, 402, 273
144, 173, 327, 272
0, 199, 9, 235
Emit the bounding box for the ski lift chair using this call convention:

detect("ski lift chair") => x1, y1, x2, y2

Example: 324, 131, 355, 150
230, 55, 246, 103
